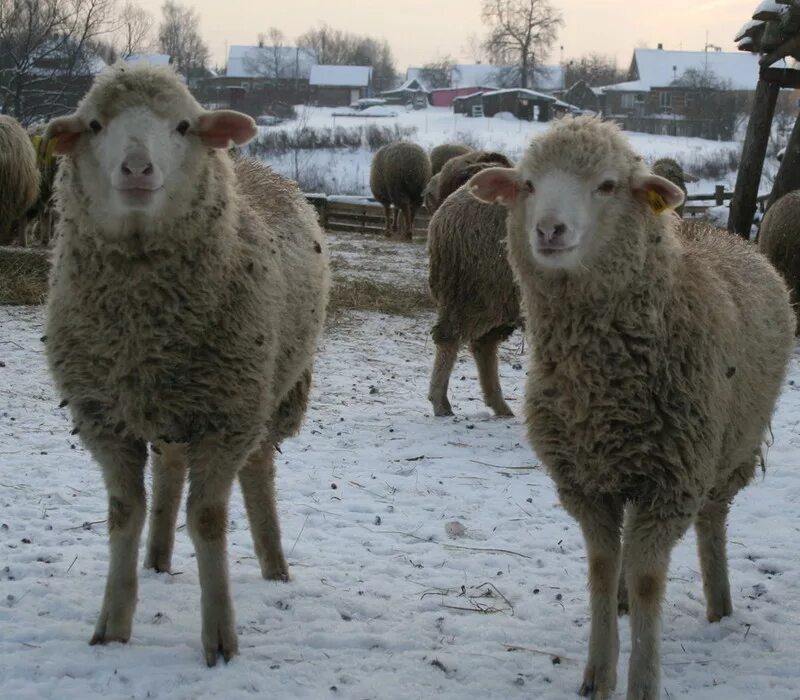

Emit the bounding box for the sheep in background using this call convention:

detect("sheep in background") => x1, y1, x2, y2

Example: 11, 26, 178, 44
470, 116, 794, 699
429, 143, 473, 175
43, 63, 330, 665
25, 125, 59, 246
758, 190, 800, 332
428, 153, 520, 417
651, 157, 698, 217
438, 150, 513, 204
0, 115, 39, 245
423, 172, 441, 213
370, 141, 431, 240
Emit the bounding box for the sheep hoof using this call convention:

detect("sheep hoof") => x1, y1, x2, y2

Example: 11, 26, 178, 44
579, 663, 616, 699
143, 549, 172, 574
261, 560, 290, 582
706, 601, 732, 623
90, 610, 132, 646
432, 403, 454, 417
202, 611, 238, 667
492, 404, 514, 418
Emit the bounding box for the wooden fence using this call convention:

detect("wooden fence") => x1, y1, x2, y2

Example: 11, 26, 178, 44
309, 189, 770, 235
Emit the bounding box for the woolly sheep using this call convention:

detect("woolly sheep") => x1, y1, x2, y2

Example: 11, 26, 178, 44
0, 115, 39, 245
650, 157, 698, 218
423, 172, 441, 213
470, 116, 794, 699
758, 190, 800, 331
427, 156, 520, 417
429, 142, 472, 175
25, 125, 59, 246
370, 141, 431, 240
43, 63, 330, 666
437, 150, 513, 204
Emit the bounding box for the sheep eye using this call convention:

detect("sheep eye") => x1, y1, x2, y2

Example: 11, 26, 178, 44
524, 180, 534, 193
89, 120, 102, 134
598, 180, 616, 194
176, 120, 190, 136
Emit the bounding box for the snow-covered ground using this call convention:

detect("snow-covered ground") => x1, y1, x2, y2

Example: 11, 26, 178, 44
1, 291, 799, 698
251, 106, 760, 201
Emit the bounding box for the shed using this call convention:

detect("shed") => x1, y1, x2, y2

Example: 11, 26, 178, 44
481, 88, 557, 121
562, 80, 601, 112
452, 91, 487, 116
379, 79, 429, 108
430, 86, 495, 108
309, 65, 372, 106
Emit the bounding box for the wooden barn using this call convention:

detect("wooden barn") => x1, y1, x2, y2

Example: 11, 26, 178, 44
481, 88, 557, 121
452, 91, 487, 116
379, 79, 429, 108
309, 65, 372, 107
429, 86, 495, 108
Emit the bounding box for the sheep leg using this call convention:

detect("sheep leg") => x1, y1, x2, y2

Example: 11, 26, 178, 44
618, 506, 632, 615
144, 443, 186, 573
429, 340, 458, 416
392, 206, 400, 234
622, 505, 692, 700
238, 441, 289, 582
382, 204, 392, 236
469, 333, 513, 417
185, 445, 240, 666
574, 497, 623, 700
403, 204, 414, 240
87, 434, 148, 646
695, 498, 732, 622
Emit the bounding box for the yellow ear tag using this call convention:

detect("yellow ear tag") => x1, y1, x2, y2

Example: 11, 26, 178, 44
647, 190, 668, 215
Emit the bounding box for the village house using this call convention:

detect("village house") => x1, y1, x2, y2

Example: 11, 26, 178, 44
309, 65, 372, 107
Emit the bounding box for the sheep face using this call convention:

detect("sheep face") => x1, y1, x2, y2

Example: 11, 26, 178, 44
44, 65, 256, 229
469, 118, 684, 271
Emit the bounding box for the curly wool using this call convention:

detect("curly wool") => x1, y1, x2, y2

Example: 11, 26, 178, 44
370, 141, 431, 216
0, 115, 39, 245
429, 143, 473, 175
759, 190, 800, 333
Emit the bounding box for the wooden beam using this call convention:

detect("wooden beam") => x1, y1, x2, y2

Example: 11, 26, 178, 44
728, 77, 780, 238
768, 110, 800, 209
761, 66, 800, 88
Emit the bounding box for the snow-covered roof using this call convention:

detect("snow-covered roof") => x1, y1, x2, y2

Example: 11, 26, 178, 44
451, 64, 509, 88
452, 91, 487, 101
532, 65, 564, 91
382, 79, 429, 94
124, 53, 171, 66
482, 88, 557, 102
226, 45, 316, 79
605, 48, 763, 92
310, 65, 371, 87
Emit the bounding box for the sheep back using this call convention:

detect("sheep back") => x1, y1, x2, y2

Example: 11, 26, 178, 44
429, 143, 473, 175
0, 115, 39, 243
759, 190, 800, 331
428, 185, 519, 343
438, 151, 513, 203
370, 142, 431, 210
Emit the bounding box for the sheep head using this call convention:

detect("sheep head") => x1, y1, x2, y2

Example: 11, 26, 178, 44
44, 63, 256, 225
469, 116, 684, 271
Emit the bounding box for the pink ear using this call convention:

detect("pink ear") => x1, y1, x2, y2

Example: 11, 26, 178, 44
631, 173, 685, 211
468, 167, 523, 206
44, 116, 84, 155
198, 110, 257, 148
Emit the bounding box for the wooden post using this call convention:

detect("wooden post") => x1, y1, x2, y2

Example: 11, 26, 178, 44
728, 76, 780, 238
768, 110, 800, 209
715, 185, 725, 206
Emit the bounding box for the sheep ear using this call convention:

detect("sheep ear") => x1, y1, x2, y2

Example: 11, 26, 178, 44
44, 116, 84, 155
468, 167, 523, 206
197, 110, 257, 148
631, 173, 685, 213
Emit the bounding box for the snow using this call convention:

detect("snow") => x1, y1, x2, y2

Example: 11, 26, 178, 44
124, 54, 171, 67
331, 106, 399, 118
310, 66, 372, 88
1, 266, 800, 698
252, 105, 750, 200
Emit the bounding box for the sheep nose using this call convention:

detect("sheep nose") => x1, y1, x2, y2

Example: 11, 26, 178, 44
121, 151, 154, 177
536, 221, 567, 244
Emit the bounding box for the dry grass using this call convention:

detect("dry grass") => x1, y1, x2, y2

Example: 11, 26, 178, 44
0, 246, 49, 305
328, 277, 434, 318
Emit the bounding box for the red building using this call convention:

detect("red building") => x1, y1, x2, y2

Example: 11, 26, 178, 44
429, 86, 496, 107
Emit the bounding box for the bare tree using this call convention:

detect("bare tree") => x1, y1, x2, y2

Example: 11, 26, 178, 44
481, 0, 563, 89
242, 27, 291, 85
0, 0, 118, 124
157, 0, 208, 80
418, 55, 455, 89
115, 1, 152, 58
564, 53, 625, 88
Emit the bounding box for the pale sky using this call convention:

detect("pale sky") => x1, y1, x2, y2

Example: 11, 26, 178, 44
136, 0, 757, 72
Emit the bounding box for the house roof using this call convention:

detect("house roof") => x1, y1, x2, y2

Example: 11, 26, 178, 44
124, 53, 171, 66
604, 48, 764, 92
310, 65, 371, 87
482, 88, 557, 103
381, 78, 429, 95
226, 45, 316, 79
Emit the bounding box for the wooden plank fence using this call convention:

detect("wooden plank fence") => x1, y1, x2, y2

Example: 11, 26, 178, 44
308, 189, 771, 235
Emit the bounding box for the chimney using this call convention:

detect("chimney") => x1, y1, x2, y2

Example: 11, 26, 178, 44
657, 43, 663, 50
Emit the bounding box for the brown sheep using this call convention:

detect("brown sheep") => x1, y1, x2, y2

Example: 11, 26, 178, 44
0, 115, 39, 245
759, 189, 800, 331
429, 143, 473, 175
370, 141, 431, 240
651, 157, 698, 218
427, 155, 520, 417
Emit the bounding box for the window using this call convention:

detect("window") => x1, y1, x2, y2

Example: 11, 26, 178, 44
621, 93, 635, 109
659, 91, 672, 109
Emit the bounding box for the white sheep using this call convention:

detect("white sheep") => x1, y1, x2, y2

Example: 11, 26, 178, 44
43, 63, 330, 665
469, 116, 794, 700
